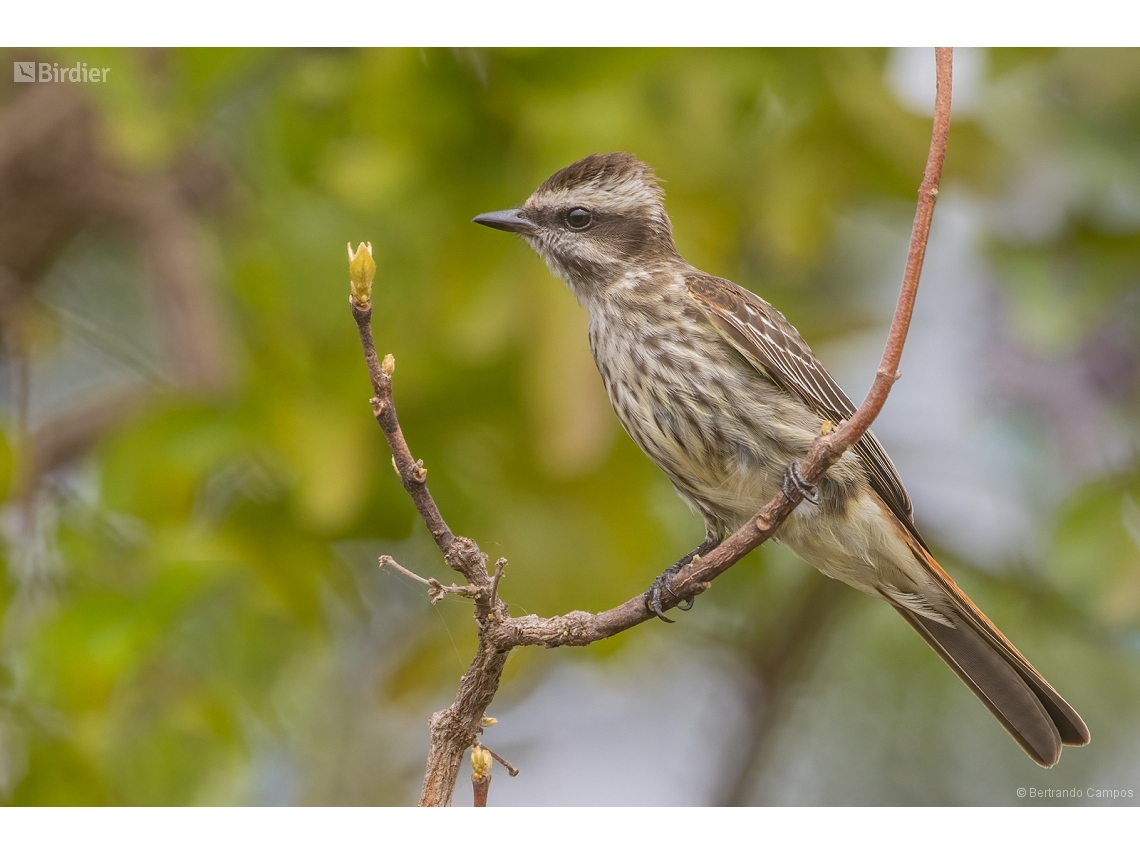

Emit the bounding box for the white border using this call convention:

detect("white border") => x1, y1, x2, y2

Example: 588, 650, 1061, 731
1, 806, 1133, 854
3, 1, 1139, 48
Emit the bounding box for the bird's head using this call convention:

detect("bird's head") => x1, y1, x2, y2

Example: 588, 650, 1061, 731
473, 153, 679, 301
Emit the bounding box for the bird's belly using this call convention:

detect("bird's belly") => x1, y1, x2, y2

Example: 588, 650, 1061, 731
596, 347, 925, 598
778, 491, 930, 599
599, 353, 816, 532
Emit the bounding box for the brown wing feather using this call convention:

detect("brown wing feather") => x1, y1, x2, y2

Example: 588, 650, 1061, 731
686, 273, 923, 545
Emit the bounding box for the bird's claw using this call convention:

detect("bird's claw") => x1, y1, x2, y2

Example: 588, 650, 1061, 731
782, 461, 821, 505
646, 568, 695, 622
647, 577, 675, 622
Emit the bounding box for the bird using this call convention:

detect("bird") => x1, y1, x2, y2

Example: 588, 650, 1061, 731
472, 152, 1089, 767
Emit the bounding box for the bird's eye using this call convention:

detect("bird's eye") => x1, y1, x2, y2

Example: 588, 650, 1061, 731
564, 208, 592, 230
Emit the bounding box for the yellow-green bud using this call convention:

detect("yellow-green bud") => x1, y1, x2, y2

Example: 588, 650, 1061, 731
471, 746, 492, 781
348, 242, 375, 305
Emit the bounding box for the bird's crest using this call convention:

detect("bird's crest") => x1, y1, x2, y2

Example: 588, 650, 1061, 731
531, 152, 664, 214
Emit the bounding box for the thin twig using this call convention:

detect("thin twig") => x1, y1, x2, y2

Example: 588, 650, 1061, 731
472, 776, 489, 807
490, 558, 507, 606
349, 48, 953, 807
352, 300, 465, 572
485, 746, 520, 777
826, 46, 953, 448
379, 556, 480, 604
378, 555, 432, 586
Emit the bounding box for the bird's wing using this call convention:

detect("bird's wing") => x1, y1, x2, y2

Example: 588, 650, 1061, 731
686, 273, 922, 543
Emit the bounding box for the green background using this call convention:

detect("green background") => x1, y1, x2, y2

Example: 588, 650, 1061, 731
0, 48, 1137, 805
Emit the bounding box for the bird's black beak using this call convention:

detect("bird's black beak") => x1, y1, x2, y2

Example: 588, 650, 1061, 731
472, 207, 538, 235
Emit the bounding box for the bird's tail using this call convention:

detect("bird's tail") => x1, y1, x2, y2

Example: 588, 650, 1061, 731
891, 549, 1089, 767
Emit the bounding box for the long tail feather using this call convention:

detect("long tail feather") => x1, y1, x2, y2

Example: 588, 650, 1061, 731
891, 549, 1089, 766
893, 604, 1061, 766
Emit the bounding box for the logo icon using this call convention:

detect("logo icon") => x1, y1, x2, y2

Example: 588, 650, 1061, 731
14, 62, 36, 83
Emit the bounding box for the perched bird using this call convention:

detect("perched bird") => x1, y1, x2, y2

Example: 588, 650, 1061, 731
473, 152, 1089, 767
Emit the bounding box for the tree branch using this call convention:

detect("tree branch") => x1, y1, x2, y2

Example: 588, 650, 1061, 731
349, 48, 953, 806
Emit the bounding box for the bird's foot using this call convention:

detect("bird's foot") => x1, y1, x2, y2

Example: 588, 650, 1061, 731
646, 561, 697, 623
645, 536, 719, 622
782, 461, 820, 505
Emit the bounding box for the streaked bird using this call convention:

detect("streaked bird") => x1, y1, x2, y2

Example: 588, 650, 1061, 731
473, 152, 1089, 767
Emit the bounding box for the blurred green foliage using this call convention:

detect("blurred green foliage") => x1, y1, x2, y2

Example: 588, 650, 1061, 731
0, 48, 1137, 805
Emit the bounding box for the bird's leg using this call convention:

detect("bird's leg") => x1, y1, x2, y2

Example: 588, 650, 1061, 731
646, 534, 720, 622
